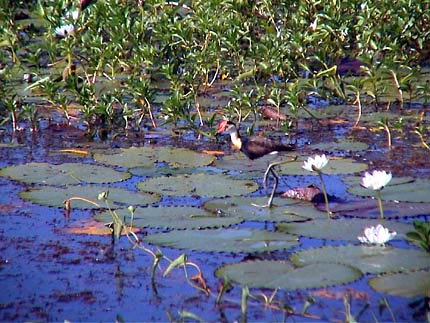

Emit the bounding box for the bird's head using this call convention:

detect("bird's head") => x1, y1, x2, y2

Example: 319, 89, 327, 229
216, 119, 237, 135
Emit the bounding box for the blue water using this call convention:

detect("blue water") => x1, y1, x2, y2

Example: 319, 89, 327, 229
0, 127, 429, 322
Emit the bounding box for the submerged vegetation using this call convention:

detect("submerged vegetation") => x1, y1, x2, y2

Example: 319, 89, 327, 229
0, 0, 429, 145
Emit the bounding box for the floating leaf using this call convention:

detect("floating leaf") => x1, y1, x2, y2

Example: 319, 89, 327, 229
345, 176, 430, 203
58, 219, 140, 235
0, 162, 130, 185
329, 199, 430, 218
94, 147, 154, 168
369, 270, 430, 297
281, 185, 322, 201
93, 146, 215, 169
142, 228, 299, 253
215, 261, 362, 290
20, 185, 160, 208
214, 152, 297, 179
204, 196, 327, 222
157, 147, 216, 168
137, 173, 257, 197
290, 245, 430, 274
94, 206, 243, 229
130, 165, 205, 177
310, 141, 369, 152
277, 218, 413, 241
278, 157, 368, 176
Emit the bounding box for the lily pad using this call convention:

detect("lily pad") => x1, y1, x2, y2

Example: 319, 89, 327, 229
368, 270, 430, 297
290, 245, 430, 274
204, 196, 327, 222
94, 206, 243, 229
310, 141, 369, 152
277, 218, 412, 241
0, 162, 130, 185
215, 261, 362, 290
142, 228, 299, 253
58, 219, 140, 236
345, 176, 430, 203
214, 152, 297, 179
278, 157, 368, 176
329, 199, 430, 218
130, 165, 204, 177
137, 173, 258, 197
20, 185, 160, 208
93, 146, 215, 169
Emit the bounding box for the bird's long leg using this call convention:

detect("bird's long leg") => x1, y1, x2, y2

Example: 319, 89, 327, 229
252, 162, 279, 208
266, 167, 279, 207
262, 162, 272, 189
252, 155, 298, 208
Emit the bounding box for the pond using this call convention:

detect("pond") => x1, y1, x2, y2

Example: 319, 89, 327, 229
1, 98, 430, 322
1, 1, 430, 322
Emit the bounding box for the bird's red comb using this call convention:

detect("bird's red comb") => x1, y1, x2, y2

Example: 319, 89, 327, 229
216, 119, 228, 133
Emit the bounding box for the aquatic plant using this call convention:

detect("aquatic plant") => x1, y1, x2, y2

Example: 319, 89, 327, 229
0, 0, 429, 142
302, 154, 331, 217
1, 140, 429, 321
361, 170, 392, 219
357, 224, 397, 246
406, 220, 430, 253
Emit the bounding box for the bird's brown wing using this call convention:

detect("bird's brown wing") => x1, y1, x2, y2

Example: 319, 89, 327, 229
242, 136, 293, 160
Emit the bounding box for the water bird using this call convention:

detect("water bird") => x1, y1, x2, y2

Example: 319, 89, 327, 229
216, 119, 296, 207
216, 119, 294, 160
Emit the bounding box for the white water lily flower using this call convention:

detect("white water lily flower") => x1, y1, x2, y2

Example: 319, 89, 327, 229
302, 154, 329, 172
309, 17, 318, 31
358, 224, 397, 245
55, 9, 79, 37
67, 9, 79, 21
55, 24, 75, 36
361, 170, 392, 191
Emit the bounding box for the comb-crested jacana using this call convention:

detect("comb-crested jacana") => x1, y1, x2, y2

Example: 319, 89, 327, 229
216, 119, 296, 207
216, 120, 294, 159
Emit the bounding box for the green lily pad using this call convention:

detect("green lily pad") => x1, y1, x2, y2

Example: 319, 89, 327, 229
310, 141, 369, 152
214, 152, 297, 179
278, 157, 368, 176
345, 176, 430, 203
204, 196, 326, 222
215, 261, 362, 290
330, 199, 430, 218
290, 245, 430, 274
130, 165, 205, 177
20, 185, 160, 209
93, 146, 215, 169
137, 173, 258, 197
142, 228, 299, 253
277, 218, 412, 241
369, 270, 430, 297
0, 162, 130, 185
94, 206, 243, 229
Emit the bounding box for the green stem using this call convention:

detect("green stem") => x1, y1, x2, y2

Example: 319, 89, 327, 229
318, 171, 331, 219
376, 189, 384, 220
